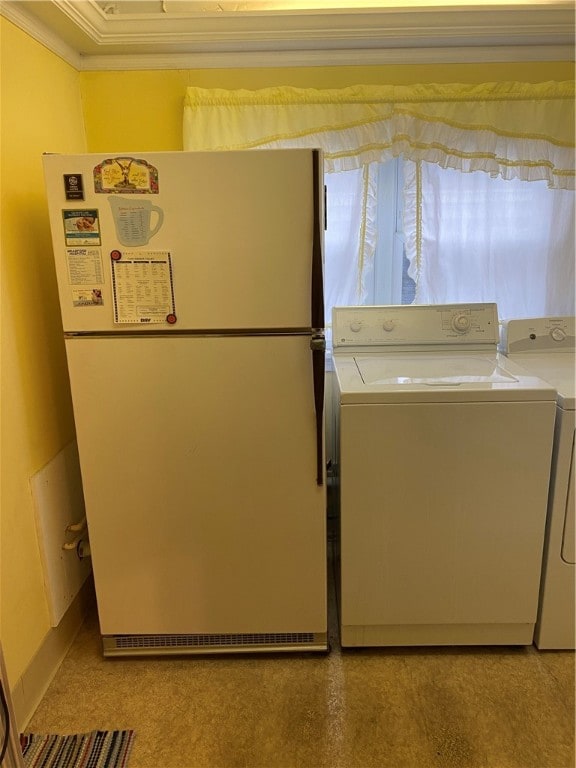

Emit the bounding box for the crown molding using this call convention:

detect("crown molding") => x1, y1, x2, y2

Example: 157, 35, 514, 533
37, 2, 576, 46
1, 1, 82, 68
1, 0, 574, 71
49, 0, 108, 41
78, 45, 575, 71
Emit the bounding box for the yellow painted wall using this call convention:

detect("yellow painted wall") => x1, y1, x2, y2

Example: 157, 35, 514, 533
0, 18, 87, 682
80, 61, 573, 151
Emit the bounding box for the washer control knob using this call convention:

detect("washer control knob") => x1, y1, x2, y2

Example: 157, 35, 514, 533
382, 319, 395, 332
451, 313, 471, 333
551, 327, 566, 342
349, 321, 362, 333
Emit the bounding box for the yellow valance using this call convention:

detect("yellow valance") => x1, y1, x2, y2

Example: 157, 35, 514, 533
183, 81, 575, 189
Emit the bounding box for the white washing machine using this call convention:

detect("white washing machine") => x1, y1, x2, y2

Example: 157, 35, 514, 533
500, 316, 575, 650
332, 303, 557, 647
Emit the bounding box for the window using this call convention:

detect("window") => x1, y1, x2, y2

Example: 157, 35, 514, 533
372, 159, 415, 306
325, 158, 575, 332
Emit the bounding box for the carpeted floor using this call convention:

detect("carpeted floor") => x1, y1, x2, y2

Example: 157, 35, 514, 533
24, 563, 575, 768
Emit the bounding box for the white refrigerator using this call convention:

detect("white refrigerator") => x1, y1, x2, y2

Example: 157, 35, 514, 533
42, 150, 327, 655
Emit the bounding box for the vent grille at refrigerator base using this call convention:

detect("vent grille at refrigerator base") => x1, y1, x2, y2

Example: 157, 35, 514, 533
102, 631, 328, 656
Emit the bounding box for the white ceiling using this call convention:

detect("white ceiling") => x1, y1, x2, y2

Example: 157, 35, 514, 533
1, 0, 574, 70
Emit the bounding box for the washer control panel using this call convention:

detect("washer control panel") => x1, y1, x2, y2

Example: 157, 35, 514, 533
332, 303, 499, 347
500, 316, 575, 353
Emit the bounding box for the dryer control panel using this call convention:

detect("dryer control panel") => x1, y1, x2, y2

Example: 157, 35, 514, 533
500, 316, 576, 353
332, 303, 499, 348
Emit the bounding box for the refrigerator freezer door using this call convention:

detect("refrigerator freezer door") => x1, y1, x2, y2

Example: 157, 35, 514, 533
43, 150, 324, 334
64, 334, 327, 641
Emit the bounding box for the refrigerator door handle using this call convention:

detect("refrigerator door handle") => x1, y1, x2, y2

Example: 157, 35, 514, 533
310, 333, 326, 486
311, 150, 325, 331
310, 150, 325, 487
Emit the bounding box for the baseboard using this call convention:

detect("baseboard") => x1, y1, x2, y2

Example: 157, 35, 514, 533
10, 577, 95, 731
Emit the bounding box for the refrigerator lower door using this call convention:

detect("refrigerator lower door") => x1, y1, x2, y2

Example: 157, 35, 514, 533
65, 334, 327, 655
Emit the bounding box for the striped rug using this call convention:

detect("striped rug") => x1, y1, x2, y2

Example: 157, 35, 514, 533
20, 730, 135, 768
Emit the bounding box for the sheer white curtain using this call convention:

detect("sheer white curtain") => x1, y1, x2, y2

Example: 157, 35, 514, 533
404, 160, 576, 318
324, 164, 378, 310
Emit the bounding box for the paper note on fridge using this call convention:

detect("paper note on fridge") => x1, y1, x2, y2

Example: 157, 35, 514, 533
66, 248, 104, 286
108, 196, 164, 247
62, 209, 101, 246
111, 252, 176, 324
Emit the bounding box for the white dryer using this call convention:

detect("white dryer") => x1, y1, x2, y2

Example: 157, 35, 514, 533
332, 303, 557, 647
500, 317, 575, 649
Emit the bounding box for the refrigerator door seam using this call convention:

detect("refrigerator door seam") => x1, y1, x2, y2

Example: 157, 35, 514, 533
64, 328, 315, 339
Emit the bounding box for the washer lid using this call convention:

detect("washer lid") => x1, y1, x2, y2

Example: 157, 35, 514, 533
505, 352, 575, 409
333, 351, 557, 404
357, 355, 518, 386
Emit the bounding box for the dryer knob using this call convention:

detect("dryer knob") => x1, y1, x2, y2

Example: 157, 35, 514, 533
350, 321, 362, 333
452, 313, 471, 333
551, 327, 566, 342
